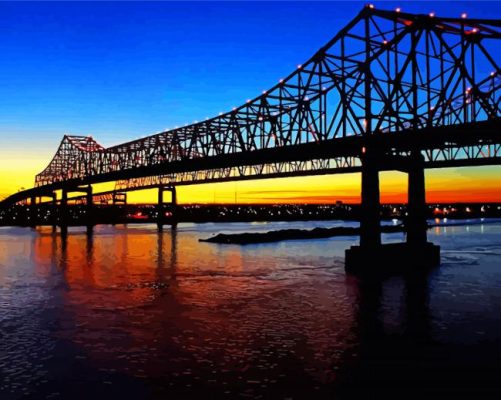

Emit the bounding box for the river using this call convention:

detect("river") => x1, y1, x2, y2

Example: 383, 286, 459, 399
1, 219, 501, 399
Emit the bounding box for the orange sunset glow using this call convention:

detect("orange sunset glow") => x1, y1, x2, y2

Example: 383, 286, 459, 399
1, 151, 499, 204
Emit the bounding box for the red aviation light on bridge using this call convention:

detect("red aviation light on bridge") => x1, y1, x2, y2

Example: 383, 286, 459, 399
262, 90, 267, 94
297, 64, 302, 69
461, 13, 467, 19
491, 71, 497, 77
429, 12, 435, 18
367, 4, 375, 9
383, 39, 388, 45
361, 147, 366, 154
395, 7, 401, 13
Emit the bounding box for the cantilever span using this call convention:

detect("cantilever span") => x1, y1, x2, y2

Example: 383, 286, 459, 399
14, 7, 496, 194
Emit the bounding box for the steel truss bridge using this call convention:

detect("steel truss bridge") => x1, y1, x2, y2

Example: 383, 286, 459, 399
1, 6, 500, 268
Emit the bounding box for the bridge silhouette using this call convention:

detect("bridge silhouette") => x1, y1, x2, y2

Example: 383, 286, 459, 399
2, 6, 500, 271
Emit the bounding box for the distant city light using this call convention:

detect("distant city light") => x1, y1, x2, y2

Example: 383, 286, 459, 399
429, 12, 435, 18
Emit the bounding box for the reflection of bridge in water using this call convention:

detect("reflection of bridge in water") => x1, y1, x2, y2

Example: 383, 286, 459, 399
2, 6, 500, 271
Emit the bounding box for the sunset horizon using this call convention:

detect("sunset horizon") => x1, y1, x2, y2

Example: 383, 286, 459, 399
1, 1, 500, 205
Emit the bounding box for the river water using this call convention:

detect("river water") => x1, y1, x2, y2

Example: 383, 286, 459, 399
1, 219, 501, 399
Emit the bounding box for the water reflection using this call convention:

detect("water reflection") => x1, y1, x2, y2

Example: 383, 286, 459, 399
1, 222, 501, 398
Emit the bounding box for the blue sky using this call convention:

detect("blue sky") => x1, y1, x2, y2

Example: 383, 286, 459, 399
1, 1, 500, 153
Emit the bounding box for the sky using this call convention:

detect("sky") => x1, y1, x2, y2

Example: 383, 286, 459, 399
0, 1, 500, 204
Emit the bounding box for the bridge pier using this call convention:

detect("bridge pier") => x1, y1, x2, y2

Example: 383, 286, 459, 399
29, 195, 37, 227
157, 185, 177, 231
86, 185, 94, 235
345, 149, 440, 275
60, 189, 68, 236
52, 192, 57, 232
58, 185, 95, 235
359, 150, 381, 247
112, 192, 127, 206
407, 152, 428, 245
112, 192, 127, 225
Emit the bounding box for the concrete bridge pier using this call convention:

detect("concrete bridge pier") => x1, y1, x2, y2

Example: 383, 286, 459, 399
85, 185, 94, 236
29, 195, 37, 228
60, 189, 68, 236
359, 150, 381, 248
345, 149, 440, 275
112, 192, 127, 206
406, 152, 428, 245
112, 192, 127, 225
157, 185, 177, 231
51, 192, 57, 232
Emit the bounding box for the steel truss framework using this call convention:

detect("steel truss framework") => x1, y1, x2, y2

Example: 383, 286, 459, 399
1, 7, 500, 205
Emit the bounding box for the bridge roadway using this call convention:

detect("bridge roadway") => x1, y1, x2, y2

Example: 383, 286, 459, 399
2, 118, 500, 206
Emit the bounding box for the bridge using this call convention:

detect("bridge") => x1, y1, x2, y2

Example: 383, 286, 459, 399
1, 6, 500, 272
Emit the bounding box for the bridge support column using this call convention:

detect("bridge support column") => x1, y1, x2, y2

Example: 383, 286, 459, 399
359, 152, 381, 247
157, 186, 164, 231
60, 189, 68, 236
52, 192, 57, 232
171, 186, 178, 228
407, 152, 427, 245
112, 192, 127, 226
157, 185, 177, 231
112, 192, 127, 205
86, 185, 93, 235
345, 149, 440, 275
29, 196, 37, 227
